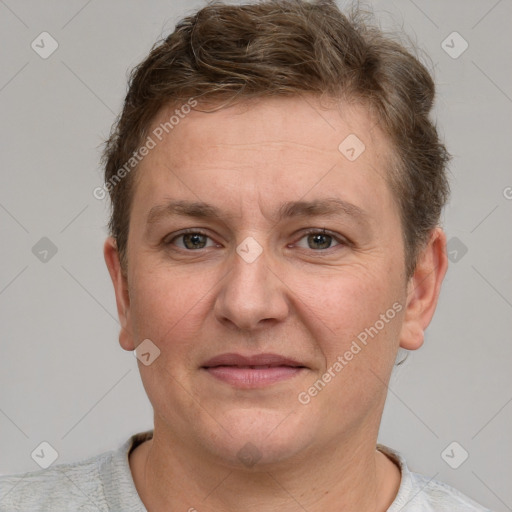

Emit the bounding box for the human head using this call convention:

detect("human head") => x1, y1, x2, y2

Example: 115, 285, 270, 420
102, 0, 449, 477
102, 0, 450, 281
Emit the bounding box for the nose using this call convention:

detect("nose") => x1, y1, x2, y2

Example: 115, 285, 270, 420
213, 242, 290, 331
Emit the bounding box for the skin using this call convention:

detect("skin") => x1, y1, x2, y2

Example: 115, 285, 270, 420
104, 95, 448, 512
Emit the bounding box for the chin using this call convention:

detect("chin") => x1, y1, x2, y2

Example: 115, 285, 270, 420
195, 406, 318, 469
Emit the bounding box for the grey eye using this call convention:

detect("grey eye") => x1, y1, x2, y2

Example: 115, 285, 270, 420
171, 232, 215, 250
295, 232, 341, 250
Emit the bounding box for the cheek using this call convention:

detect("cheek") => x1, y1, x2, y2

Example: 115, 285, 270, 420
293, 268, 402, 360
128, 263, 213, 346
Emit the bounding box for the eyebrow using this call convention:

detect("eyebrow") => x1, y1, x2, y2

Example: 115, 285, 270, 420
145, 197, 370, 232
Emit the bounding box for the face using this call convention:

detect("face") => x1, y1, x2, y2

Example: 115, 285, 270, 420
105, 95, 444, 468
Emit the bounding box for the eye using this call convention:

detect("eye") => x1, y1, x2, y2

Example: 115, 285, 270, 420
293, 229, 345, 251
164, 228, 347, 252
166, 230, 217, 250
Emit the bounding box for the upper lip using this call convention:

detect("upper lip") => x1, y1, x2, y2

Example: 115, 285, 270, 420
202, 353, 306, 368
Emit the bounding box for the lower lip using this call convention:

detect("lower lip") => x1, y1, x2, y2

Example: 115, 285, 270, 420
203, 366, 304, 388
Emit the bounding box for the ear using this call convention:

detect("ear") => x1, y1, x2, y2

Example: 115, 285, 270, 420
103, 237, 135, 351
398, 227, 448, 350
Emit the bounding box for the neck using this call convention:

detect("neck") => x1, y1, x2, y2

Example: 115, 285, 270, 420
130, 424, 401, 512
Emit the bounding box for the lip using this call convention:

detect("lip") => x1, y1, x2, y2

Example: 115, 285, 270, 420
201, 353, 307, 389
202, 352, 305, 368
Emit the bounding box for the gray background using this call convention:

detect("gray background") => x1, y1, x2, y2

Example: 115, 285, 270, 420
0, 0, 511, 510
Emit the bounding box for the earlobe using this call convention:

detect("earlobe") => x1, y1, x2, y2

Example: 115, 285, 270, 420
103, 237, 135, 351
398, 228, 448, 351
399, 323, 424, 351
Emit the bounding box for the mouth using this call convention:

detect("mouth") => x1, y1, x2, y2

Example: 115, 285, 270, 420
201, 353, 307, 388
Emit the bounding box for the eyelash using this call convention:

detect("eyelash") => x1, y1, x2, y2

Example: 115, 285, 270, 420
164, 228, 349, 252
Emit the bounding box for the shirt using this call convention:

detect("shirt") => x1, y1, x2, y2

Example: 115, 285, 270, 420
0, 430, 491, 511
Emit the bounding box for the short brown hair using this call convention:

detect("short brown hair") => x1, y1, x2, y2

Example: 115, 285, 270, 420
102, 0, 450, 279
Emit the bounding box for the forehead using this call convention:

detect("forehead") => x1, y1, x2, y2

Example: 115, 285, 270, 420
148, 96, 388, 167
132, 96, 398, 227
